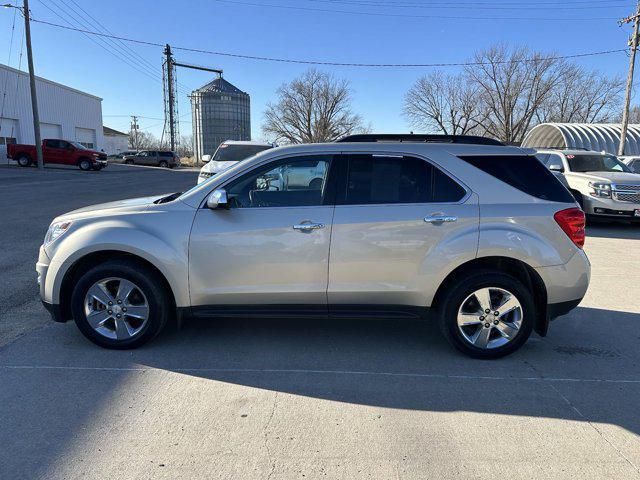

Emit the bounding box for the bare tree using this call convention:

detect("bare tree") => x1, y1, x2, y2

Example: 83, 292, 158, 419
263, 69, 364, 143
129, 131, 160, 150
404, 71, 482, 135
536, 64, 624, 124
627, 105, 640, 124
466, 45, 566, 143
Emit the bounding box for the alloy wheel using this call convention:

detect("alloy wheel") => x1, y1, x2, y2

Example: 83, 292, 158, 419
83, 277, 150, 340
456, 287, 523, 349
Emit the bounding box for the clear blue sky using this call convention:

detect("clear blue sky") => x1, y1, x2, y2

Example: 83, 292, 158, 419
1, 0, 637, 142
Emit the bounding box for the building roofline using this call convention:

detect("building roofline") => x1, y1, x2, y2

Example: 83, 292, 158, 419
0, 63, 102, 101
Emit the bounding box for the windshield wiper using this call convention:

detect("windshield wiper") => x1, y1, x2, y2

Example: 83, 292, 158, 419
154, 192, 182, 204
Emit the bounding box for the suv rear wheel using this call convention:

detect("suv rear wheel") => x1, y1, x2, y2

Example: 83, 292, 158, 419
438, 271, 534, 359
159, 160, 169, 168
71, 259, 170, 349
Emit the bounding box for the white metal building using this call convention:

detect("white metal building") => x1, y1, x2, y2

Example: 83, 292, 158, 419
0, 63, 104, 161
522, 123, 640, 155
102, 126, 129, 155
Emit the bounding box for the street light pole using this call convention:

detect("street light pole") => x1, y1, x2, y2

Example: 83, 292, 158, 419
23, 0, 43, 169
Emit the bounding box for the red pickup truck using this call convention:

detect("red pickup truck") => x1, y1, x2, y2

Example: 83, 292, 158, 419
8, 139, 108, 171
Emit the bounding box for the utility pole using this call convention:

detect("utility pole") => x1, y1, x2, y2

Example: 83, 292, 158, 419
164, 44, 176, 152
618, 0, 640, 156
23, 0, 43, 169
130, 116, 139, 150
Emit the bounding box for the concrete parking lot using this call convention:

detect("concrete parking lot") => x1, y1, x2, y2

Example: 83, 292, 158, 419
0, 164, 639, 479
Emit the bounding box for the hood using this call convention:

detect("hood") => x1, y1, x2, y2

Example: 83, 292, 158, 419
201, 160, 238, 175
56, 194, 169, 221
571, 171, 640, 184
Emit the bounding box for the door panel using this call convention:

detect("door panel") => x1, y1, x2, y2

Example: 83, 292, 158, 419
189, 154, 337, 308
189, 206, 333, 306
328, 199, 479, 307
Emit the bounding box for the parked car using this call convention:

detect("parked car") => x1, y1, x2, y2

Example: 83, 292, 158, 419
123, 150, 178, 168
8, 139, 108, 170
38, 134, 589, 358
198, 140, 275, 184
108, 150, 138, 161
619, 155, 640, 173
535, 149, 640, 221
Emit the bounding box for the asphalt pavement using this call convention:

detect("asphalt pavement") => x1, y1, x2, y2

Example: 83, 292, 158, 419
0, 163, 639, 479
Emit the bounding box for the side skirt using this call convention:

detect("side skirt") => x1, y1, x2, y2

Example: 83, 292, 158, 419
186, 304, 431, 320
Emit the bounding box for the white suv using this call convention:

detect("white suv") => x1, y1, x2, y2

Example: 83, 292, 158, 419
37, 135, 590, 358
197, 140, 274, 184
535, 149, 640, 221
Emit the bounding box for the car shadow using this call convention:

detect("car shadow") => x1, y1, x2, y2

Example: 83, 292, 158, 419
586, 221, 640, 240
2, 306, 639, 478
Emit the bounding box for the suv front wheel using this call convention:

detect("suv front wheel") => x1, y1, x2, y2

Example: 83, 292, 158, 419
438, 271, 534, 359
71, 259, 170, 349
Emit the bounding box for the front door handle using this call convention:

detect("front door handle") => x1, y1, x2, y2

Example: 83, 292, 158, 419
293, 222, 325, 231
424, 214, 458, 223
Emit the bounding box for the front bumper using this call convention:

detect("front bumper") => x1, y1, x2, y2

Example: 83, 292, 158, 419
583, 195, 640, 218
41, 300, 65, 323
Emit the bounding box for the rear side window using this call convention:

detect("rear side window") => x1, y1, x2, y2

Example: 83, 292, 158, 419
342, 155, 466, 205
458, 155, 574, 203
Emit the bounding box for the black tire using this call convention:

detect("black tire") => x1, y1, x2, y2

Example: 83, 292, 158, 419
159, 160, 169, 168
17, 155, 32, 167
438, 271, 535, 359
71, 259, 170, 349
124, 159, 134, 165
78, 158, 92, 171
571, 190, 584, 210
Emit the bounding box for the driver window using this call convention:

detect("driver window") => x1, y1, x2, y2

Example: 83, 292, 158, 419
226, 155, 331, 208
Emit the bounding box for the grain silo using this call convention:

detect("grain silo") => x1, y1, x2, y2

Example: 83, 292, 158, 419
190, 75, 250, 161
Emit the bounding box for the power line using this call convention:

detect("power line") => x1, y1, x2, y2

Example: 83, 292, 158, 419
29, 17, 628, 68
0, 4, 19, 129
209, 0, 621, 20
33, 0, 192, 96
302, 0, 634, 10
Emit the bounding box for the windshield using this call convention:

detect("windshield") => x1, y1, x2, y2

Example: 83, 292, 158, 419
566, 154, 631, 173
213, 144, 272, 162
70, 141, 88, 150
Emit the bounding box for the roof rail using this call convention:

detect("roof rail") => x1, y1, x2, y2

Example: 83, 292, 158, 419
336, 133, 504, 146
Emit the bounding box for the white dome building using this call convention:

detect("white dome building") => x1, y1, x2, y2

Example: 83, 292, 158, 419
522, 123, 640, 155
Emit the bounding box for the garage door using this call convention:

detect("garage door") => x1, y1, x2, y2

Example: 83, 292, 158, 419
40, 122, 62, 139
75, 127, 96, 149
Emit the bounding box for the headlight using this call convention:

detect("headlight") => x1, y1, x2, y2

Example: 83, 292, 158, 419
44, 221, 73, 245
588, 182, 611, 198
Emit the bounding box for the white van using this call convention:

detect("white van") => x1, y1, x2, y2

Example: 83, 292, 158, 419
197, 140, 275, 184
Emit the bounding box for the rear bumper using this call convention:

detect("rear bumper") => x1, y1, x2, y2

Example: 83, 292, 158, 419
534, 250, 591, 305
548, 298, 583, 320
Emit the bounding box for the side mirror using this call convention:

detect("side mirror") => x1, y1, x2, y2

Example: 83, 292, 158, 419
549, 164, 564, 172
202, 155, 212, 163
207, 189, 229, 209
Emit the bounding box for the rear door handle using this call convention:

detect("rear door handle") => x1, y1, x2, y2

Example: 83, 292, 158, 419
424, 214, 457, 223
293, 222, 325, 231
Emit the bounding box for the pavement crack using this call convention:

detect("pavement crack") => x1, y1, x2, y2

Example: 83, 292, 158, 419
523, 360, 640, 475
263, 391, 279, 480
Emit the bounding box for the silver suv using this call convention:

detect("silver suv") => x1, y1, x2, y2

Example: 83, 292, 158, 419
37, 135, 590, 358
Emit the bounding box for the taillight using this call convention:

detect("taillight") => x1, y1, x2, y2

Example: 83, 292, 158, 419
554, 207, 585, 249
